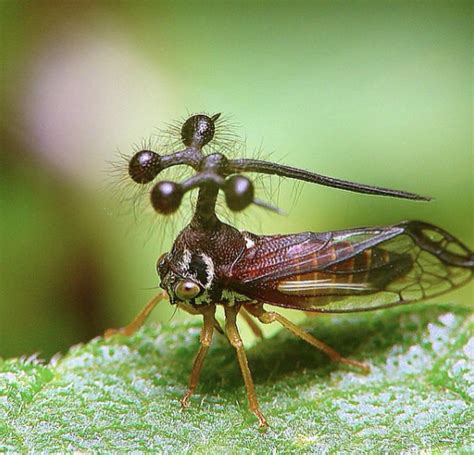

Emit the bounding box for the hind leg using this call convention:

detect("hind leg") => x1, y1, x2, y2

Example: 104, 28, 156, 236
245, 303, 369, 373
240, 306, 264, 339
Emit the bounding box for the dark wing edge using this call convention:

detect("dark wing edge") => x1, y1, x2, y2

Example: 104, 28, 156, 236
400, 221, 474, 268
230, 221, 474, 313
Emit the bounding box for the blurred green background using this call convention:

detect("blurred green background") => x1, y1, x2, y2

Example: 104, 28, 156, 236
0, 1, 472, 359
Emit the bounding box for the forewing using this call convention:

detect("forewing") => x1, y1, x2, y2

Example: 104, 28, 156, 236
228, 221, 473, 312
231, 226, 404, 283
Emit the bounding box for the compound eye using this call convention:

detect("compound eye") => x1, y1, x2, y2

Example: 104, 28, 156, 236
174, 280, 201, 301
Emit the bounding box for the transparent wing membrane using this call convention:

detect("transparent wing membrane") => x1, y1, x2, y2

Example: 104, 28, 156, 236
301, 240, 470, 313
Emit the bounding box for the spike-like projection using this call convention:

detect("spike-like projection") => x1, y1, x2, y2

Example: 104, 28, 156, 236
124, 112, 430, 227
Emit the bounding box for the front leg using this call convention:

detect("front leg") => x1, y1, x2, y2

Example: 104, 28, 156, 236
180, 305, 216, 408
178, 302, 224, 334
104, 292, 167, 338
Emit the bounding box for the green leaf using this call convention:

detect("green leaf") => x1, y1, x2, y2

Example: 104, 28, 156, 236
1, 304, 473, 452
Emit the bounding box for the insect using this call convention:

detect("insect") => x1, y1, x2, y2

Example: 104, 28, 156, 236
105, 113, 474, 427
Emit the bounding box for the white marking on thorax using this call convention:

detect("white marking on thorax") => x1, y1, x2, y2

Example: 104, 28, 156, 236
179, 249, 192, 272
221, 289, 250, 306
193, 290, 211, 306
200, 253, 215, 289
178, 249, 215, 289
244, 236, 255, 249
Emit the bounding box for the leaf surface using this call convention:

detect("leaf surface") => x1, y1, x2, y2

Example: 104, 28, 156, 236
1, 304, 473, 453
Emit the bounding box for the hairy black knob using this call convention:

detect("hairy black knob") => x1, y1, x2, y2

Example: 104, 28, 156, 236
128, 150, 162, 184
224, 175, 254, 211
150, 181, 183, 214
181, 113, 220, 148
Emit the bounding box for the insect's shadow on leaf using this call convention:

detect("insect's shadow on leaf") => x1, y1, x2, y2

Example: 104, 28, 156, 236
194, 303, 468, 394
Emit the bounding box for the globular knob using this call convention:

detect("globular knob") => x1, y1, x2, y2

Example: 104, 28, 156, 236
224, 175, 254, 211
181, 113, 220, 148
128, 150, 162, 184
150, 181, 183, 214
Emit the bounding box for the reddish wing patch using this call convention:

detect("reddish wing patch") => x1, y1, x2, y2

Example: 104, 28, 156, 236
227, 221, 474, 313
230, 227, 403, 283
